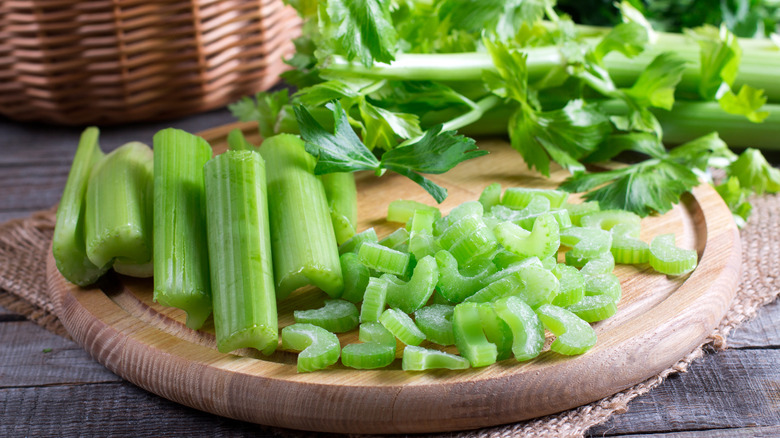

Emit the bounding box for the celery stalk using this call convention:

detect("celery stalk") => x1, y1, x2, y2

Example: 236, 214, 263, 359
204, 150, 278, 354
153, 128, 213, 330
260, 134, 344, 299
321, 172, 358, 245
52, 127, 110, 286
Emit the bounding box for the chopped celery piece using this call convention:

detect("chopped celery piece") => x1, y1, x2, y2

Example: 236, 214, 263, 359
580, 210, 641, 233
281, 323, 340, 373
384, 255, 438, 313
360, 277, 388, 323
551, 264, 585, 307
226, 128, 254, 151
339, 227, 378, 255
509, 194, 551, 215
85, 141, 153, 269
536, 304, 597, 356
560, 227, 613, 261
541, 256, 557, 270
358, 241, 410, 276
341, 322, 397, 369
515, 209, 572, 231
379, 228, 410, 251
261, 134, 343, 299
477, 303, 513, 361
294, 299, 359, 333
494, 213, 560, 260
432, 289, 457, 305
413, 304, 455, 346
465, 271, 523, 303
584, 273, 622, 303
502, 187, 568, 209
153, 128, 213, 330
387, 199, 441, 223
483, 256, 542, 285
511, 264, 560, 309
339, 253, 370, 303
491, 249, 527, 270
580, 252, 616, 276
611, 223, 650, 264
52, 127, 110, 286
452, 302, 498, 367
379, 308, 426, 346
563, 200, 600, 227
566, 295, 617, 323
434, 201, 483, 235
435, 250, 497, 303
204, 150, 277, 354
408, 209, 440, 259
321, 172, 358, 245
440, 216, 498, 266
649, 234, 698, 276
478, 182, 502, 212
402, 346, 470, 371
493, 296, 545, 361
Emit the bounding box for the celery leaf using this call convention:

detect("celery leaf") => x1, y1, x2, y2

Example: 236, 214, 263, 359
727, 148, 780, 195
718, 84, 770, 123
321, 0, 398, 66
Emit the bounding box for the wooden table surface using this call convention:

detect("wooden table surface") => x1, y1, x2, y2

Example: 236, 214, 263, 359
1, 109, 778, 437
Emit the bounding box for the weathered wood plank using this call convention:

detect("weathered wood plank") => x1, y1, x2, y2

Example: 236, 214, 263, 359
0, 321, 119, 387
727, 299, 780, 349
608, 425, 780, 437
586, 349, 780, 436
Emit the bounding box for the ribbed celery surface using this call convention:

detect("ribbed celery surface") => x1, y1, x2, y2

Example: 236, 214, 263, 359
493, 296, 545, 361
294, 299, 359, 333
281, 323, 341, 373
435, 250, 497, 303
413, 304, 455, 346
204, 150, 278, 354
478, 182, 502, 212
402, 346, 470, 371
259, 134, 343, 299
477, 303, 513, 361
379, 308, 426, 346
85, 141, 153, 269
649, 233, 698, 276
52, 127, 110, 286
341, 322, 396, 369
452, 302, 498, 367
536, 304, 597, 356
153, 128, 213, 330
321, 172, 358, 245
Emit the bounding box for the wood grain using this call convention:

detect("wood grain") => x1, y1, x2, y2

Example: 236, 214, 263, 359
46, 123, 742, 434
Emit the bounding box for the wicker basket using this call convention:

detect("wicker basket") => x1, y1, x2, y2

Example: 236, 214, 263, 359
0, 0, 301, 125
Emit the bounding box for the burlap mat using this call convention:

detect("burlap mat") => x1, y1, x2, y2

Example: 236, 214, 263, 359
2, 197, 779, 438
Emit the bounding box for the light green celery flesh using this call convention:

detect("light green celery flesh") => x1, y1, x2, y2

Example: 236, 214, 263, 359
358, 242, 410, 276
52, 127, 110, 286
536, 304, 597, 356
260, 134, 343, 299
339, 252, 370, 303
493, 296, 545, 362
293, 299, 359, 333
153, 128, 213, 330
204, 150, 278, 354
452, 302, 498, 367
379, 308, 426, 346
281, 323, 341, 373
85, 142, 154, 268
321, 172, 358, 245
112, 260, 154, 278
402, 346, 470, 371
414, 304, 455, 346
383, 255, 438, 313
649, 234, 698, 276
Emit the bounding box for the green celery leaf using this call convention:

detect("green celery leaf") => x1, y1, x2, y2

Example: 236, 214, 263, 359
294, 102, 381, 174
718, 84, 770, 123
229, 90, 297, 138
380, 125, 487, 174
686, 24, 741, 100
584, 132, 666, 163
372, 80, 474, 113
592, 22, 649, 63
624, 52, 687, 110
382, 164, 449, 203
483, 39, 529, 104
322, 0, 398, 66
294, 80, 362, 107
727, 148, 780, 195
358, 99, 422, 151
667, 132, 736, 171
560, 159, 701, 216
438, 0, 549, 40
715, 176, 752, 228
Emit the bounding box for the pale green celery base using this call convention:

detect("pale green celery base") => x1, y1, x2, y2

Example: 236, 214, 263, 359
277, 266, 345, 300
112, 259, 153, 278
217, 324, 279, 355
86, 225, 150, 268
154, 288, 212, 330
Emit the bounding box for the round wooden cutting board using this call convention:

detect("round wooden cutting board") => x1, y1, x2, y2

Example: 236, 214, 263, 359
47, 122, 742, 434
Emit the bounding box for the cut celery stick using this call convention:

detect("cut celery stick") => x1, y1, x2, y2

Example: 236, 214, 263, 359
541, 256, 557, 270
552, 264, 585, 307
387, 199, 441, 223
85, 141, 154, 269
494, 213, 560, 260
435, 250, 497, 303
566, 294, 617, 322
281, 323, 341, 373
402, 346, 470, 371
493, 296, 545, 361
649, 234, 698, 276
339, 252, 370, 303
580, 252, 616, 276
584, 273, 622, 303
226, 128, 255, 151
260, 134, 343, 299
580, 210, 641, 233
536, 304, 597, 356
360, 277, 388, 323
511, 264, 560, 309
408, 208, 440, 259
341, 322, 396, 369
434, 201, 483, 235
384, 255, 438, 313
339, 227, 378, 255
358, 241, 410, 276
52, 127, 110, 286
294, 299, 359, 333
378, 228, 410, 251
478, 182, 502, 212
380, 308, 426, 346
321, 172, 358, 245
502, 187, 568, 209
611, 222, 650, 264
465, 271, 524, 303
477, 303, 513, 361
560, 226, 613, 261
514, 209, 572, 231
413, 304, 455, 346
491, 249, 527, 270
204, 150, 278, 354
563, 200, 600, 227
442, 218, 498, 266
153, 128, 213, 330
452, 302, 498, 367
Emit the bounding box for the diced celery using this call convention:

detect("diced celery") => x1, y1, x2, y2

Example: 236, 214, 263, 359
584, 273, 622, 303
580, 252, 616, 276
434, 201, 483, 235
566, 294, 617, 322
387, 199, 441, 223
204, 150, 278, 354
294, 299, 359, 333
502, 187, 568, 209
408, 209, 440, 259
260, 134, 343, 299
493, 296, 545, 361
360, 277, 388, 323
339, 227, 379, 255
511, 264, 560, 309
441, 217, 498, 266
358, 241, 410, 276
384, 255, 438, 313
402, 346, 470, 371
53, 127, 110, 286
477, 303, 513, 361
322, 172, 358, 245
611, 222, 650, 264
378, 228, 410, 251
465, 272, 524, 303
491, 249, 527, 270
435, 250, 497, 303
551, 264, 585, 307
452, 302, 498, 367
580, 210, 641, 233
494, 213, 560, 260
379, 308, 426, 346
339, 253, 370, 303
478, 182, 502, 212
541, 256, 557, 270
649, 234, 698, 276
563, 200, 600, 227
536, 304, 597, 356
413, 304, 456, 346
560, 226, 613, 261
341, 322, 396, 369
153, 128, 213, 330
281, 323, 341, 373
